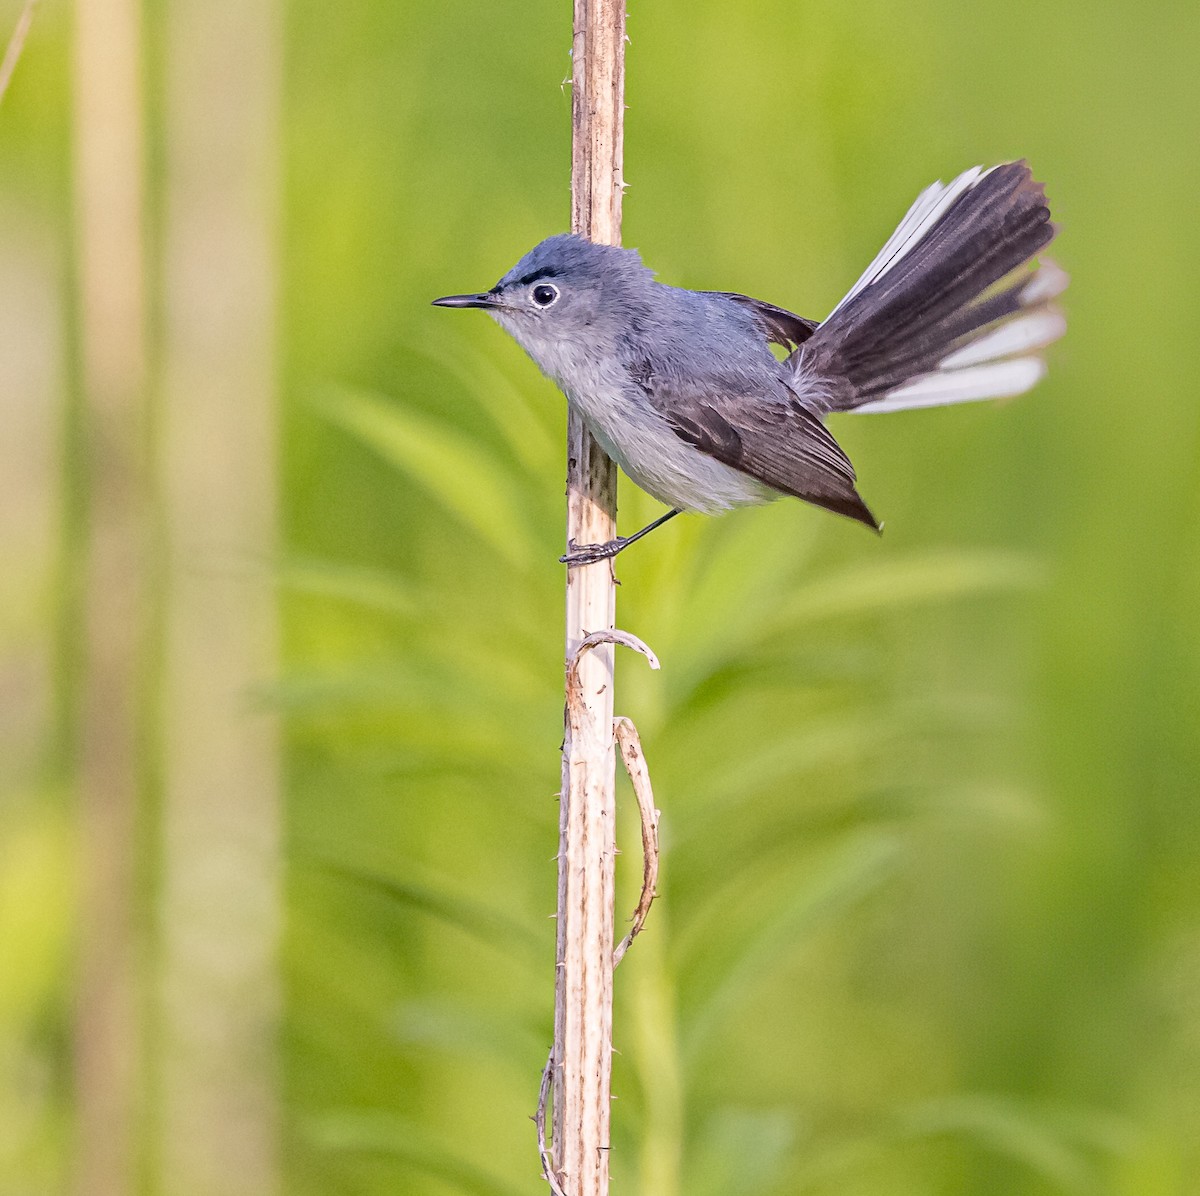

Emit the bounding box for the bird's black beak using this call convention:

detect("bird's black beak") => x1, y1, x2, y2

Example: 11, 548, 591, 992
431, 291, 499, 310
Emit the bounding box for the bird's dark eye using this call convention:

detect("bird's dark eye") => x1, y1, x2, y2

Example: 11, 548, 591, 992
531, 283, 560, 308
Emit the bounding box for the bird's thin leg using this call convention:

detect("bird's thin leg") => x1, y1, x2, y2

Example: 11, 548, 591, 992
560, 508, 683, 567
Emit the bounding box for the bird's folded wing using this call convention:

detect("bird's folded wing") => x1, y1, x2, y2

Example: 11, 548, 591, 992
701, 292, 819, 352
650, 383, 878, 528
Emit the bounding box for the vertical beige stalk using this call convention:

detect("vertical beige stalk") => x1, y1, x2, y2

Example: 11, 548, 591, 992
71, 0, 147, 1190
157, 0, 281, 1192
554, 3, 625, 1194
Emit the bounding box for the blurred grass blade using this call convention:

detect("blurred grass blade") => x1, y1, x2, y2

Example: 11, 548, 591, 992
673, 503, 820, 642
320, 861, 544, 964
392, 999, 546, 1068
789, 1095, 1128, 1191
763, 550, 1041, 632
405, 328, 559, 474
898, 1094, 1104, 1194
667, 548, 1040, 696
682, 830, 902, 1060
309, 1112, 526, 1196
314, 385, 536, 569
0, 808, 73, 1024
278, 556, 419, 618
1033, 1101, 1142, 1155
687, 1108, 795, 1196
686, 714, 884, 814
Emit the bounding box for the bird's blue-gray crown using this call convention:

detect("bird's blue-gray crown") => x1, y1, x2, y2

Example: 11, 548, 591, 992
495, 234, 654, 327
495, 233, 652, 296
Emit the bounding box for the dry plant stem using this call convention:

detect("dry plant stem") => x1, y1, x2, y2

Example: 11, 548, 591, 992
555, 2, 626, 1194
72, 0, 147, 1188
156, 0, 282, 1190
0, 0, 36, 104
536, 1049, 570, 1196
565, 630, 660, 708
556, 623, 655, 1192
612, 717, 661, 968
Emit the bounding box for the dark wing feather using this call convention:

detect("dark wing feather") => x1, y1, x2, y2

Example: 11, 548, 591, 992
649, 381, 879, 529
702, 292, 819, 353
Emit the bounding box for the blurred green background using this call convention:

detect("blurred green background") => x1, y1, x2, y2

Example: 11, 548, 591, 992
2, 0, 1199, 1193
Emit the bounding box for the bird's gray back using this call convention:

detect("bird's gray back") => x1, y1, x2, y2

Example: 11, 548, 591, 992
623, 284, 792, 396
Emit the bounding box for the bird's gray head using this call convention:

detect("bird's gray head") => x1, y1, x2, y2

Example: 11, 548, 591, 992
432, 234, 655, 375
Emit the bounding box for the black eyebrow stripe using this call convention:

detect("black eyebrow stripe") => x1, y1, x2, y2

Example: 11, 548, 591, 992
510, 268, 559, 287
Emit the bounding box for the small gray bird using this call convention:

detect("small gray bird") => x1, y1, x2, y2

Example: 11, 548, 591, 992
433, 161, 1066, 565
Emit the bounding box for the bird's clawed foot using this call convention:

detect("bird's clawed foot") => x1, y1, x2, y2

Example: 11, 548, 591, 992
560, 537, 629, 567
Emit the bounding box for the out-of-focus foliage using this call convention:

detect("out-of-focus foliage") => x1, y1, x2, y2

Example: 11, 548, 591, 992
2, 0, 1199, 1193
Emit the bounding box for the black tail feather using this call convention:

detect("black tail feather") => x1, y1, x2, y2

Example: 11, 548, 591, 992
799, 161, 1064, 411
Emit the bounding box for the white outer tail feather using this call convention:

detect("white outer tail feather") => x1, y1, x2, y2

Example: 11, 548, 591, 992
833, 165, 1067, 417
1020, 259, 1070, 305
859, 358, 1046, 413
853, 260, 1066, 415
940, 307, 1066, 369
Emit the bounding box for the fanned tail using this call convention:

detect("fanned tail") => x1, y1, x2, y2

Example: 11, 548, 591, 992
797, 161, 1067, 414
